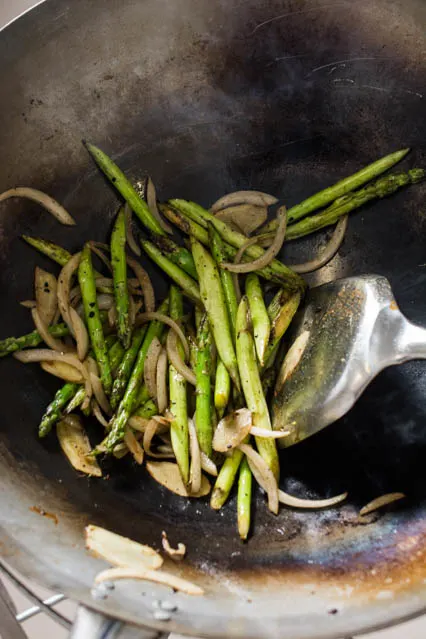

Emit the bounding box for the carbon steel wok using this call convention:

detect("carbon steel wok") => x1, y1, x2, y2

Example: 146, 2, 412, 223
1, 0, 426, 637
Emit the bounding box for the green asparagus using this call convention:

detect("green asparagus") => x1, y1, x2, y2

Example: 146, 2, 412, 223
210, 447, 244, 509
209, 224, 238, 333
264, 290, 301, 368
214, 359, 231, 418
0, 323, 70, 357
111, 207, 131, 348
78, 244, 112, 394
195, 314, 213, 457
237, 457, 252, 540
149, 232, 198, 280
39, 383, 79, 438
22, 235, 72, 266
246, 273, 270, 366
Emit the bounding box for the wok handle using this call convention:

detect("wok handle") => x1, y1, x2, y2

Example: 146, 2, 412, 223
71, 605, 169, 639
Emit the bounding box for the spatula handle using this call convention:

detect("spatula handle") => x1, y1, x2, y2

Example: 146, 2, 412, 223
71, 606, 168, 639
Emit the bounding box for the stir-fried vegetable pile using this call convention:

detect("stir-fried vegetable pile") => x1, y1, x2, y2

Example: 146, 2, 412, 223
0, 142, 423, 539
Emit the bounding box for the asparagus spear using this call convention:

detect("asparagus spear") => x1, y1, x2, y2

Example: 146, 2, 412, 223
191, 238, 241, 391
22, 235, 72, 266
195, 314, 213, 457
0, 323, 69, 357
111, 207, 131, 348
209, 224, 238, 332
39, 383, 79, 437
78, 244, 112, 394
132, 398, 158, 420
237, 457, 252, 540
141, 240, 201, 303
104, 298, 170, 450
210, 447, 244, 509
262, 148, 410, 232
214, 360, 231, 418
285, 169, 425, 240
84, 141, 166, 236
168, 286, 190, 484
110, 326, 148, 410
236, 296, 279, 481
170, 200, 303, 291
149, 233, 198, 280
246, 274, 270, 366
264, 289, 301, 368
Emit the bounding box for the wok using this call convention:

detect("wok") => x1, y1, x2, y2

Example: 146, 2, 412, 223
0, 1, 426, 637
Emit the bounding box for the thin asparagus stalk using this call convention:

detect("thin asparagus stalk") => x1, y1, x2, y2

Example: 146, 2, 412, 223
0, 323, 70, 357
191, 237, 241, 391
39, 383, 79, 437
209, 224, 238, 333
83, 141, 166, 236
78, 244, 112, 394
110, 326, 148, 409
132, 398, 158, 420
236, 296, 279, 481
264, 289, 302, 368
210, 447, 244, 509
246, 274, 270, 366
262, 148, 410, 231
149, 233, 198, 280
64, 386, 86, 414
104, 297, 170, 450
109, 340, 126, 376
22, 235, 72, 266
214, 359, 231, 418
134, 383, 151, 409
195, 314, 213, 457
237, 457, 252, 541
140, 240, 201, 303
286, 168, 425, 240
170, 199, 303, 290
111, 207, 131, 348
169, 286, 189, 484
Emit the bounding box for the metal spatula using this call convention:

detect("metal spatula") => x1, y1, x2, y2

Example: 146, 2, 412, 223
272, 274, 426, 447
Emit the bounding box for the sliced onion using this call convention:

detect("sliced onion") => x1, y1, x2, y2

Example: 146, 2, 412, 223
57, 252, 81, 333
89, 371, 111, 415
166, 330, 196, 386
94, 566, 204, 595
278, 331, 310, 386
69, 306, 89, 361
20, 299, 37, 309
157, 445, 175, 456
40, 360, 84, 383
144, 337, 162, 400
108, 305, 118, 328
92, 400, 110, 428
0, 187, 76, 225
249, 426, 290, 439
213, 408, 252, 453
94, 293, 115, 311
188, 417, 201, 495
126, 257, 155, 313
238, 443, 279, 514
124, 202, 141, 256
146, 461, 211, 497
124, 428, 144, 465
57, 415, 101, 476
156, 348, 168, 414
143, 418, 172, 458
127, 415, 152, 432
278, 488, 348, 509
14, 349, 92, 404
31, 307, 72, 353
85, 524, 163, 570
200, 452, 218, 477
291, 216, 348, 273
89, 242, 112, 273
145, 176, 173, 234
216, 204, 268, 236
135, 313, 189, 359
221, 206, 287, 273
211, 190, 278, 213
161, 530, 186, 561
34, 267, 58, 326
359, 492, 405, 516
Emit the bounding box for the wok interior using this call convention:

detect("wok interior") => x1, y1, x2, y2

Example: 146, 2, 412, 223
1, 0, 426, 634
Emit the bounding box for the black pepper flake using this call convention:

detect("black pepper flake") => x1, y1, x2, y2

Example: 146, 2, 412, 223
89, 311, 95, 318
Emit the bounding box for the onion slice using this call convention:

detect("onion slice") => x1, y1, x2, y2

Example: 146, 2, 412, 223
85, 524, 163, 570
89, 371, 111, 415
88, 242, 112, 273
92, 401, 110, 428
124, 428, 144, 465
213, 408, 252, 453
221, 206, 287, 273
278, 331, 310, 387
279, 488, 348, 509
238, 443, 279, 514
57, 252, 81, 334
57, 415, 101, 476
31, 307, 72, 353
166, 330, 196, 386
161, 531, 186, 561
291, 215, 348, 273
188, 417, 202, 495
40, 360, 84, 383
144, 337, 162, 400
359, 492, 405, 516
200, 453, 218, 477
94, 566, 204, 595
143, 418, 172, 459
249, 427, 290, 439
20, 300, 37, 309
146, 461, 211, 497
145, 176, 173, 234
124, 203, 141, 256
215, 204, 268, 235
0, 187, 76, 225
127, 415, 151, 432
69, 306, 89, 361
35, 267, 58, 326
211, 190, 278, 213
136, 313, 189, 359
127, 257, 155, 313
156, 348, 168, 414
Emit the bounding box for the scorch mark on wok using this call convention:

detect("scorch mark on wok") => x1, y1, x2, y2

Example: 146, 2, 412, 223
250, 3, 344, 35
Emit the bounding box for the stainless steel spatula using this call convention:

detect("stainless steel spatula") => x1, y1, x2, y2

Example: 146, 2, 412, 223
272, 274, 426, 446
